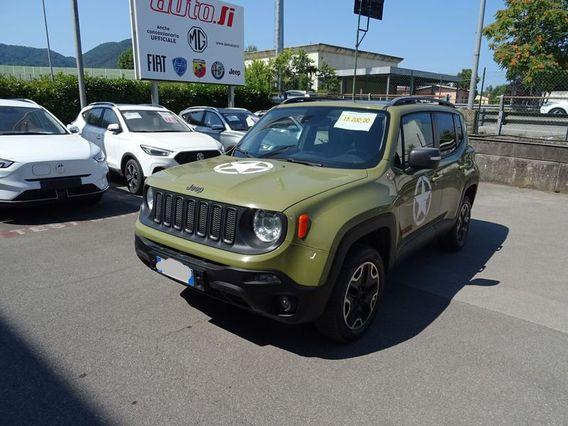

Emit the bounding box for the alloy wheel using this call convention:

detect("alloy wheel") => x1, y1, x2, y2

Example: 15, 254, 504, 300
126, 162, 139, 193
343, 261, 380, 330
456, 202, 471, 244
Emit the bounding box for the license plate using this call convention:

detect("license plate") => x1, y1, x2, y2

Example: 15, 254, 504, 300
40, 178, 82, 190
155, 256, 195, 287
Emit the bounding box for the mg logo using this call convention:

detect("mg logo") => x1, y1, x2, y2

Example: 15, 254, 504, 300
187, 26, 207, 53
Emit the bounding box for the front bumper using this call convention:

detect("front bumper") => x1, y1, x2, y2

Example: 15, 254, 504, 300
135, 235, 331, 324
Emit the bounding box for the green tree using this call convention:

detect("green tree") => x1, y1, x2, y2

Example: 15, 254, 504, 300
117, 48, 134, 70
485, 84, 511, 103
245, 45, 258, 52
457, 68, 480, 88
245, 59, 273, 93
483, 0, 568, 91
290, 50, 318, 91
317, 61, 340, 93
271, 49, 296, 91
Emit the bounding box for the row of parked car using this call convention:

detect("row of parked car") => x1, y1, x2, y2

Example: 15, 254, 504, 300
0, 99, 260, 206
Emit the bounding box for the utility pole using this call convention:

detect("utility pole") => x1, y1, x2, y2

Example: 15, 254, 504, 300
41, 0, 54, 81
275, 0, 284, 93
71, 0, 87, 108
467, 0, 486, 109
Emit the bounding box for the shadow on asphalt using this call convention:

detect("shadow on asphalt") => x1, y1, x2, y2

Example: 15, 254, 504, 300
0, 179, 141, 226
0, 314, 107, 424
181, 219, 509, 359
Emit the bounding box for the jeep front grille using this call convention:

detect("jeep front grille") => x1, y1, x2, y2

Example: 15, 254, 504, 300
175, 150, 221, 165
151, 189, 240, 247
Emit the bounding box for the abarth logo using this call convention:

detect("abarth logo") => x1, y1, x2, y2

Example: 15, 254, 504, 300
172, 57, 187, 76
413, 176, 432, 226
188, 26, 207, 53
193, 59, 206, 78
214, 161, 274, 175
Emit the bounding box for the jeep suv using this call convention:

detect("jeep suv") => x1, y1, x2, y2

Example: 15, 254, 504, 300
135, 97, 479, 342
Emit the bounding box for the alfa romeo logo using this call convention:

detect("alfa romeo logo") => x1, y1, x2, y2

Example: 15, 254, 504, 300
214, 161, 274, 175
413, 176, 432, 226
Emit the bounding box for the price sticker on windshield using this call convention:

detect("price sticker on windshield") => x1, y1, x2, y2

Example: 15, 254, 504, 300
334, 111, 377, 132
158, 112, 176, 123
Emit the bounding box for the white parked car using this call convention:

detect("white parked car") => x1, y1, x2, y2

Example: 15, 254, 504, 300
179, 106, 259, 150
0, 99, 108, 206
69, 103, 224, 194
540, 91, 568, 115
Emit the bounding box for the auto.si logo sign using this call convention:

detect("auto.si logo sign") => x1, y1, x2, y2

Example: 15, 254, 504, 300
130, 0, 244, 85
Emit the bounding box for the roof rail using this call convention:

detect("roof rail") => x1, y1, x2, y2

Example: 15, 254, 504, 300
11, 98, 38, 105
389, 96, 455, 108
88, 101, 117, 107
280, 96, 344, 105
185, 106, 218, 110
140, 103, 167, 109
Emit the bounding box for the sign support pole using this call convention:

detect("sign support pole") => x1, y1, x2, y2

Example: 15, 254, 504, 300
71, 0, 87, 108
151, 81, 159, 105
352, 3, 370, 101
228, 86, 235, 108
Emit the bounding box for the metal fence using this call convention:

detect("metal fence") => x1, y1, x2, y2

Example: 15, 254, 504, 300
475, 95, 568, 141
0, 65, 135, 80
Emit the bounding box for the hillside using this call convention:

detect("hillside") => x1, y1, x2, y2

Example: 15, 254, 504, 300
0, 39, 133, 69
0, 43, 75, 67
83, 39, 132, 68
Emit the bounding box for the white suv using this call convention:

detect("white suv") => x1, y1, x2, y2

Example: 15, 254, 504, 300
0, 99, 108, 206
70, 103, 224, 194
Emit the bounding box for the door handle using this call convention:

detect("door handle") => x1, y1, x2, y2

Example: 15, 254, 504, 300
96, 135, 102, 140
431, 173, 442, 182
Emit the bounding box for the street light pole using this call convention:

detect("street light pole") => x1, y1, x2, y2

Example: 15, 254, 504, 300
41, 0, 54, 81
70, 0, 87, 108
467, 0, 486, 109
275, 0, 284, 93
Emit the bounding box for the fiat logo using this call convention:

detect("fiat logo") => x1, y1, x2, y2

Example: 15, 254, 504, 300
55, 163, 65, 174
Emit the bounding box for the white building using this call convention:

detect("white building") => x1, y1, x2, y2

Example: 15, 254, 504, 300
245, 43, 460, 95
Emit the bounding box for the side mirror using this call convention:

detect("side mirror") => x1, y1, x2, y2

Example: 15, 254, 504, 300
107, 123, 122, 134
407, 147, 441, 170
211, 124, 225, 132
67, 125, 80, 134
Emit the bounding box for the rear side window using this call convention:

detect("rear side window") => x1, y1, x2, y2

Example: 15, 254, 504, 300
203, 111, 224, 128
183, 110, 204, 125
401, 112, 434, 160
434, 112, 457, 156
85, 108, 104, 127
454, 114, 465, 146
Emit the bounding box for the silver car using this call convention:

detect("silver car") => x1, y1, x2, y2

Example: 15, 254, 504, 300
180, 106, 259, 150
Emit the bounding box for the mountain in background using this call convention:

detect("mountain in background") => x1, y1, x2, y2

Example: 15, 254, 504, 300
83, 39, 132, 68
0, 39, 133, 68
0, 43, 75, 67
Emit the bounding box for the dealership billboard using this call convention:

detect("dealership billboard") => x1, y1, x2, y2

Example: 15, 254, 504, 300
129, 0, 244, 85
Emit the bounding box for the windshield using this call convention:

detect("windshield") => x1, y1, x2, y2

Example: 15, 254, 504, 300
233, 106, 387, 169
0, 106, 68, 135
120, 110, 191, 133
221, 111, 258, 131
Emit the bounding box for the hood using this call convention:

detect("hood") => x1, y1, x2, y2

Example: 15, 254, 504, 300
147, 155, 368, 211
133, 132, 221, 152
0, 134, 96, 163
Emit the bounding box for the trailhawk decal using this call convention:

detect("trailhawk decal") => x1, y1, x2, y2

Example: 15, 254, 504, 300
213, 161, 274, 175
413, 176, 432, 226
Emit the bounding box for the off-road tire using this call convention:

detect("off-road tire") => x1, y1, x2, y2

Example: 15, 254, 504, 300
440, 196, 472, 252
315, 245, 385, 343
124, 158, 144, 195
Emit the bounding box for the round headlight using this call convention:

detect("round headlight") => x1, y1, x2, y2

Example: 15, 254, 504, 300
253, 210, 283, 243
146, 187, 154, 211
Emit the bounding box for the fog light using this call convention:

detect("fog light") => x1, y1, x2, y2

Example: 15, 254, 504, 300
278, 296, 296, 313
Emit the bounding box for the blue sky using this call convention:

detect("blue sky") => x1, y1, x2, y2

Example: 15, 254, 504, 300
0, 0, 507, 86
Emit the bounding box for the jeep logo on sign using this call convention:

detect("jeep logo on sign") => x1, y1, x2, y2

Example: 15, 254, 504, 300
187, 26, 207, 53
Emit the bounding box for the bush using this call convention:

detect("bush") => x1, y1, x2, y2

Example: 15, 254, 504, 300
0, 74, 273, 123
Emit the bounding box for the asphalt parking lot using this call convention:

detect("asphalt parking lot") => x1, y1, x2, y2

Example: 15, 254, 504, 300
1, 181, 567, 424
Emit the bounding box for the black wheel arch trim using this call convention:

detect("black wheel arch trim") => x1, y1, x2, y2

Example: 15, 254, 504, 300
319, 212, 397, 288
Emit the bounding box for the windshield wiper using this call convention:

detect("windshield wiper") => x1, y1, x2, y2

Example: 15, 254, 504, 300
286, 158, 323, 167
232, 146, 252, 157
259, 144, 297, 158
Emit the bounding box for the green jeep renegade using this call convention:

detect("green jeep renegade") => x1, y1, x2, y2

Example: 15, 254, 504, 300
135, 97, 479, 342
